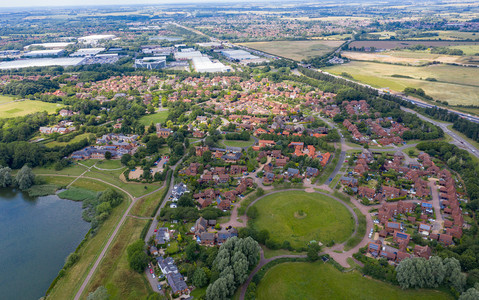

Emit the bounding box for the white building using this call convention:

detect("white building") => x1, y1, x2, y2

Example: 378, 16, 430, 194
23, 49, 65, 58
78, 35, 116, 45
134, 57, 167, 69
174, 50, 203, 60
192, 56, 229, 73
70, 48, 105, 57
24, 42, 73, 50
221, 49, 259, 61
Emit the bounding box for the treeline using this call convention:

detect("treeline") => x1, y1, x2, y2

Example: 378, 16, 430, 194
225, 131, 250, 141
82, 189, 124, 234
2, 78, 59, 97
0, 112, 52, 143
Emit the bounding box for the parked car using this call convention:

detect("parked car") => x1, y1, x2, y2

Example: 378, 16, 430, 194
149, 269, 154, 274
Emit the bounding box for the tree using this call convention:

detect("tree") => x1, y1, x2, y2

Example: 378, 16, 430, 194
307, 244, 321, 262
186, 242, 200, 261
104, 151, 112, 160
0, 166, 12, 187
193, 267, 209, 288
127, 239, 148, 273
206, 277, 229, 300
15, 165, 35, 190
87, 286, 109, 300
121, 154, 132, 166
459, 288, 479, 300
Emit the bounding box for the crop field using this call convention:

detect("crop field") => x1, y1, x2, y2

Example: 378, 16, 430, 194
341, 50, 478, 66
349, 40, 479, 50
0, 99, 61, 118
251, 191, 355, 249
324, 61, 479, 106
256, 262, 453, 300
239, 40, 344, 61
139, 110, 169, 126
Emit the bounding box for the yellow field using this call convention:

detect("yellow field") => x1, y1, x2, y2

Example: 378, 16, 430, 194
239, 40, 344, 61
0, 100, 62, 118
324, 61, 479, 106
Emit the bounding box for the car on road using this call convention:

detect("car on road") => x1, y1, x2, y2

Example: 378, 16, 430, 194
152, 273, 155, 279
157, 284, 162, 290
149, 269, 154, 274
154, 229, 158, 232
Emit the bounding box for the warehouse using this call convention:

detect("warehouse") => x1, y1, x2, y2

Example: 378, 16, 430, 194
192, 57, 229, 73
134, 57, 167, 69
24, 42, 73, 50
78, 35, 116, 45
23, 49, 65, 58
70, 48, 105, 57
0, 57, 85, 69
221, 49, 259, 61
174, 49, 203, 61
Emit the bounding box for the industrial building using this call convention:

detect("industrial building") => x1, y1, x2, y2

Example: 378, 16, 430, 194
221, 49, 259, 61
23, 49, 65, 58
134, 57, 167, 69
24, 42, 73, 50
70, 48, 105, 57
0, 57, 85, 70
78, 35, 116, 45
192, 56, 229, 73
174, 50, 203, 60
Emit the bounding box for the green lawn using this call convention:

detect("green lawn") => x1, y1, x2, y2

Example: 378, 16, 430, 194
0, 95, 14, 104
45, 133, 92, 148
0, 99, 62, 118
323, 61, 479, 106
222, 138, 254, 148
252, 191, 355, 249
139, 110, 169, 126
261, 246, 305, 259
130, 188, 166, 217
33, 163, 88, 177
94, 159, 124, 170
239, 40, 344, 61
256, 262, 453, 300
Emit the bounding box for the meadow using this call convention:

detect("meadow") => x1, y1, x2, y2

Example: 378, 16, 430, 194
251, 191, 355, 249
239, 40, 344, 61
324, 61, 479, 106
256, 262, 453, 300
138, 110, 169, 126
0, 99, 62, 118
349, 40, 479, 50
45, 133, 92, 148
221, 137, 255, 148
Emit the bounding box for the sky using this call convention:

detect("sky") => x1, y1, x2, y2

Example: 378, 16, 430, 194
0, 0, 249, 8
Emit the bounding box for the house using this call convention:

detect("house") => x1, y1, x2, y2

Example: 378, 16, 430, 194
199, 232, 215, 245
287, 168, 300, 178
385, 222, 401, 234
367, 241, 381, 257
305, 167, 319, 177
166, 272, 189, 295
358, 186, 375, 200
217, 228, 238, 244
439, 234, 454, 246
155, 227, 170, 245
414, 245, 432, 259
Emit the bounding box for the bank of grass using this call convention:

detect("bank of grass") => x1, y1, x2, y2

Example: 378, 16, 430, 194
46, 190, 129, 299
45, 133, 92, 148
81, 217, 154, 299
0, 99, 62, 118
33, 163, 88, 176
255, 262, 453, 300
261, 246, 306, 259
94, 159, 124, 170
130, 188, 166, 217
329, 174, 342, 189
26, 184, 58, 197
139, 110, 169, 126
447, 125, 479, 151
323, 61, 479, 106
58, 187, 99, 201
39, 175, 74, 187
344, 207, 367, 251
239, 40, 343, 61
252, 191, 355, 249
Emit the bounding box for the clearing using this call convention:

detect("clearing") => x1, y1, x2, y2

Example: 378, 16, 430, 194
239, 40, 344, 61
222, 138, 255, 148
139, 110, 169, 126
323, 61, 479, 106
0, 99, 62, 118
256, 262, 453, 300
251, 191, 355, 249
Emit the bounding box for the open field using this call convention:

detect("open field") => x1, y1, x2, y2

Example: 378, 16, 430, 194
130, 188, 165, 217
222, 138, 254, 148
408, 30, 479, 41
252, 191, 355, 248
45, 133, 92, 148
33, 163, 88, 177
256, 262, 453, 300
341, 50, 478, 66
349, 40, 479, 50
82, 217, 153, 299
323, 61, 479, 106
239, 40, 344, 61
0, 99, 61, 118
448, 44, 479, 56
139, 110, 169, 126
0, 95, 14, 104
46, 183, 129, 299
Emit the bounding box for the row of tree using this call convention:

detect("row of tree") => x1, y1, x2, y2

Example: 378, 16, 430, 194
0, 165, 35, 190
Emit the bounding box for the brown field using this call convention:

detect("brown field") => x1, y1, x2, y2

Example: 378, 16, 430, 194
342, 51, 479, 66
349, 40, 479, 50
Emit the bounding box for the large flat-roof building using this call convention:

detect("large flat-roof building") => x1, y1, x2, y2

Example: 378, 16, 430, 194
192, 56, 229, 73
23, 49, 65, 58
174, 50, 203, 61
24, 42, 73, 50
70, 48, 105, 57
221, 49, 259, 61
134, 57, 167, 69
78, 35, 116, 45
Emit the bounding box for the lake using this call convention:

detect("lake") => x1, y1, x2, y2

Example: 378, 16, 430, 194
0, 189, 90, 300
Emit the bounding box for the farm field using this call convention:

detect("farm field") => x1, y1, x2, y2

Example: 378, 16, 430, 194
139, 110, 169, 126
349, 40, 479, 50
323, 61, 479, 106
409, 30, 479, 41
0, 99, 62, 118
239, 40, 344, 61
0, 95, 14, 104
256, 262, 453, 300
251, 191, 355, 249
341, 50, 478, 66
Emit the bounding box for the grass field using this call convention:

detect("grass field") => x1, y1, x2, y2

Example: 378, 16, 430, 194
58, 187, 99, 201
222, 138, 255, 148
349, 40, 479, 50
139, 110, 169, 126
239, 40, 344, 61
0, 99, 62, 118
45, 133, 92, 148
252, 191, 355, 248
0, 95, 14, 104
256, 262, 453, 300
46, 181, 129, 299
82, 217, 153, 300
324, 61, 479, 106
341, 50, 477, 66
130, 188, 165, 217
